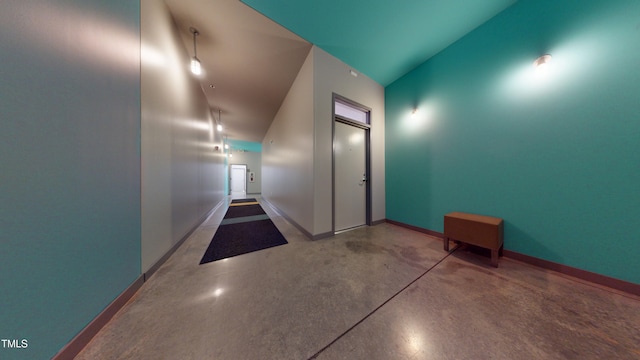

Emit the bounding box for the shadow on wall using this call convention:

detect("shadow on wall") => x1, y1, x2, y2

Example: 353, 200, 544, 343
384, 77, 436, 229
504, 221, 561, 264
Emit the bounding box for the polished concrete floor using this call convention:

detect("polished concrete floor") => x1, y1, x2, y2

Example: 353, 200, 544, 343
76, 197, 640, 359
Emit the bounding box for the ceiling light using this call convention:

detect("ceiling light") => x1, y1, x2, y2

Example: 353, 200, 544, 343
411, 108, 418, 119
217, 109, 223, 131
191, 58, 201, 76
190, 27, 202, 76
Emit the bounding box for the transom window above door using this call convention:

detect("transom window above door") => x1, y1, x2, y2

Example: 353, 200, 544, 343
335, 97, 370, 125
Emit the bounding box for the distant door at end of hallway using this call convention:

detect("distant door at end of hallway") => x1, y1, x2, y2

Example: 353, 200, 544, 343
230, 164, 247, 199
334, 121, 367, 231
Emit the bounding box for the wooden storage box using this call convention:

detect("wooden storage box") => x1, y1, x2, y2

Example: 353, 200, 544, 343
444, 212, 503, 267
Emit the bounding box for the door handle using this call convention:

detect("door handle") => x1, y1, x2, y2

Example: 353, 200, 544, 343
359, 174, 367, 185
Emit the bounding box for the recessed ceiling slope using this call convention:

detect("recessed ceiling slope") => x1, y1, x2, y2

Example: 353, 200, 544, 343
164, 0, 311, 143
242, 0, 517, 86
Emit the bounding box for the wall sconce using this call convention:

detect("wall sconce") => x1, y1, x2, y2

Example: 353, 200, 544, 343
190, 27, 202, 76
533, 54, 552, 72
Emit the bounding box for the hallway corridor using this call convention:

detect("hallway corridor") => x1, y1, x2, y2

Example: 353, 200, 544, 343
76, 198, 640, 359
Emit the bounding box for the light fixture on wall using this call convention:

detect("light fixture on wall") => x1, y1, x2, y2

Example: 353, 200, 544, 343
190, 27, 202, 76
533, 54, 552, 72
411, 108, 419, 119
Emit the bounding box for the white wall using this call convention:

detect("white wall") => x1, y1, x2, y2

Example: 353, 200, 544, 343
262, 49, 315, 233
312, 47, 386, 235
229, 151, 262, 194
262, 46, 385, 237
141, 0, 225, 271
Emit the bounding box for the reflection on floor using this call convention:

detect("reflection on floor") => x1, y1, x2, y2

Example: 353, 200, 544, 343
76, 197, 640, 359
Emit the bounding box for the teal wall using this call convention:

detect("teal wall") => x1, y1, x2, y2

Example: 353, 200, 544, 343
227, 139, 263, 153
386, 0, 640, 284
0, 1, 141, 359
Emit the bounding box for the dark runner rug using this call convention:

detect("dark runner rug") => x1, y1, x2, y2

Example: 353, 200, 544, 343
230, 198, 258, 204
199, 199, 288, 264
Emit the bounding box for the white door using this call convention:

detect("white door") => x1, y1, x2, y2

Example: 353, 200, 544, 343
334, 121, 367, 231
230, 164, 247, 199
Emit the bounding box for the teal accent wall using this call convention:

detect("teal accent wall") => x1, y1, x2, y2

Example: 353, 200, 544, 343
386, 0, 640, 284
228, 139, 263, 153
0, 1, 141, 359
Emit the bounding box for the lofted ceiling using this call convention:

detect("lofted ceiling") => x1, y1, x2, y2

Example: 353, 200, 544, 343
164, 0, 311, 144
164, 0, 517, 145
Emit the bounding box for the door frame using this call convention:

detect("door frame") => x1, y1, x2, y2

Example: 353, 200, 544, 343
332, 93, 372, 233
229, 163, 247, 196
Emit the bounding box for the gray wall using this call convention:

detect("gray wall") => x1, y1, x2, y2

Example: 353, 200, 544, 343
312, 47, 385, 235
262, 46, 385, 237
229, 151, 262, 194
141, 0, 225, 271
0, 1, 141, 359
262, 49, 315, 232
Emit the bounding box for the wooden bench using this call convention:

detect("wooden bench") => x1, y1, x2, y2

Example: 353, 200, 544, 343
444, 212, 504, 267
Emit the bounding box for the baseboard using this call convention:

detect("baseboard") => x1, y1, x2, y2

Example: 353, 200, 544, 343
312, 231, 334, 240
371, 219, 386, 226
52, 275, 144, 360
144, 238, 187, 282
385, 219, 640, 297
385, 219, 444, 238
260, 199, 379, 241
503, 250, 640, 297
53, 200, 225, 359
144, 200, 223, 281
259, 198, 318, 240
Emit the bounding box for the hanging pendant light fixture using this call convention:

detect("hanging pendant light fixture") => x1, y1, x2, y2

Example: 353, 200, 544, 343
189, 27, 202, 76
217, 109, 223, 131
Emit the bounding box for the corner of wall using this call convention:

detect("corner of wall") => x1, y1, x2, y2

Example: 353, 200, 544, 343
311, 47, 386, 235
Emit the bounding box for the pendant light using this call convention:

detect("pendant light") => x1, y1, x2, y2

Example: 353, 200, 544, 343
190, 27, 202, 76
217, 109, 223, 131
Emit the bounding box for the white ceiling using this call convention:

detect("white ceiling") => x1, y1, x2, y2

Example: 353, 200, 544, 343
164, 0, 312, 144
